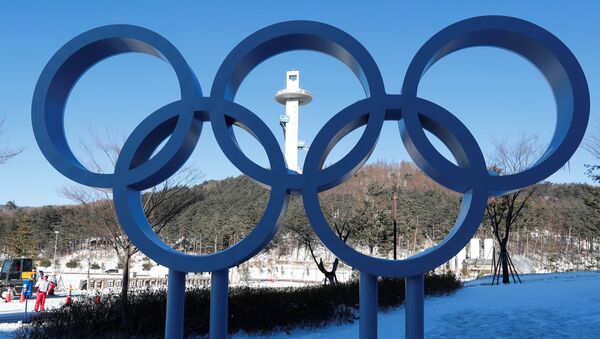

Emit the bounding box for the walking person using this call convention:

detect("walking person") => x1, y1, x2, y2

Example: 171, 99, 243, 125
34, 274, 50, 312
48, 274, 58, 295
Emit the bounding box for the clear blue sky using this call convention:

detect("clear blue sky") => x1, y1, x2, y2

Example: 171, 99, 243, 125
0, 1, 598, 207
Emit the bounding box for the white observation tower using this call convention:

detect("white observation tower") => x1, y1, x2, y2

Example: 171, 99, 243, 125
275, 70, 312, 173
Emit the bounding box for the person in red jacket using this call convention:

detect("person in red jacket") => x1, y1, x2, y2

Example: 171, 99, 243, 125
34, 275, 50, 312
47, 274, 57, 296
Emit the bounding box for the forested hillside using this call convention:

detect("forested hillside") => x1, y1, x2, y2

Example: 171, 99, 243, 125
1, 162, 599, 271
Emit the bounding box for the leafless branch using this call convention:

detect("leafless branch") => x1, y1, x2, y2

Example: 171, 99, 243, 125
0, 117, 24, 165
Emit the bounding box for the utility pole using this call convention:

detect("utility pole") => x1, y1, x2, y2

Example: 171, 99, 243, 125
393, 191, 397, 260
87, 240, 92, 284
53, 230, 60, 274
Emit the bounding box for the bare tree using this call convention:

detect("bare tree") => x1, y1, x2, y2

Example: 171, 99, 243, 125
486, 135, 541, 285
284, 194, 352, 285
584, 123, 600, 182
61, 131, 202, 313
0, 117, 23, 164
582, 124, 600, 263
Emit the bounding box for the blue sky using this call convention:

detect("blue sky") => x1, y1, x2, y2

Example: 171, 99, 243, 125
0, 1, 598, 207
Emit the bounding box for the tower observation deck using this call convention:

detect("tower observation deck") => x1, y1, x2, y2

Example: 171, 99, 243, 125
275, 70, 312, 172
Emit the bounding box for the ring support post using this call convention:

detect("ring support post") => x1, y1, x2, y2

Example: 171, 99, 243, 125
210, 269, 229, 339
405, 274, 424, 339
165, 269, 186, 339
359, 271, 378, 339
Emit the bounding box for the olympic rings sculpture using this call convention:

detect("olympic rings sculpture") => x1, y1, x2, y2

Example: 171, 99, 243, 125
32, 16, 589, 278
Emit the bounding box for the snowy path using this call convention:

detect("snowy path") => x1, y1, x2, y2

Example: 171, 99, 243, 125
238, 271, 600, 338
0, 292, 82, 323
0, 292, 80, 338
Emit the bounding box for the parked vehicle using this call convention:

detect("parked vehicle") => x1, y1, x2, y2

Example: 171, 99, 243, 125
0, 257, 35, 300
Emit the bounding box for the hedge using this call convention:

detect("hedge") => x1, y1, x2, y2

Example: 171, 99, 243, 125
16, 273, 461, 338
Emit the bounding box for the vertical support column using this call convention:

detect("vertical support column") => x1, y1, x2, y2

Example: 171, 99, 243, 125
285, 99, 299, 171
359, 271, 378, 339
165, 269, 185, 339
209, 269, 229, 339
405, 274, 424, 339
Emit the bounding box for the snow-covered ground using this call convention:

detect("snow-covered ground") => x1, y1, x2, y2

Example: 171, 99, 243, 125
0, 323, 19, 339
238, 271, 600, 338
1, 271, 598, 338
33, 246, 354, 291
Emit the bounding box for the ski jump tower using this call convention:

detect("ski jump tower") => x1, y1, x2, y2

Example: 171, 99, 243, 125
275, 70, 312, 173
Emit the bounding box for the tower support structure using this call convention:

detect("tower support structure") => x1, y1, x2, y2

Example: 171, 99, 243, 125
275, 70, 312, 172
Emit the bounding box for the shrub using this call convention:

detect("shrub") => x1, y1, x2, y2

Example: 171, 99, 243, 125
16, 273, 461, 338
65, 258, 79, 269
460, 263, 469, 277
90, 263, 101, 270
36, 257, 52, 268
142, 262, 153, 271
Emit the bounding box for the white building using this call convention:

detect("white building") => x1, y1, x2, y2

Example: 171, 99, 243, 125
469, 238, 480, 259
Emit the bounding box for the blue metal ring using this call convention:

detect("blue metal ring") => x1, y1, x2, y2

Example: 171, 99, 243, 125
402, 16, 590, 196
113, 97, 289, 272
32, 25, 201, 190
303, 95, 489, 277
210, 20, 386, 192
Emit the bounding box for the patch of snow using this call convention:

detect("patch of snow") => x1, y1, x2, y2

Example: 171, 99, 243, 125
511, 255, 535, 274
0, 321, 21, 338
236, 271, 600, 338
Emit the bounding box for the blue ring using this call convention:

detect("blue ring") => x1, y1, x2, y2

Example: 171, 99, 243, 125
32, 25, 201, 190
210, 21, 387, 188
303, 95, 489, 277
113, 97, 288, 272
402, 16, 590, 195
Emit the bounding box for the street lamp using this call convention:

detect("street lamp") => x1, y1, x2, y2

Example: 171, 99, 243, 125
87, 238, 94, 284
53, 230, 60, 274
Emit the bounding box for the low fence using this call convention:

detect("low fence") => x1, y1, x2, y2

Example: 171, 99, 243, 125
86, 276, 210, 290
